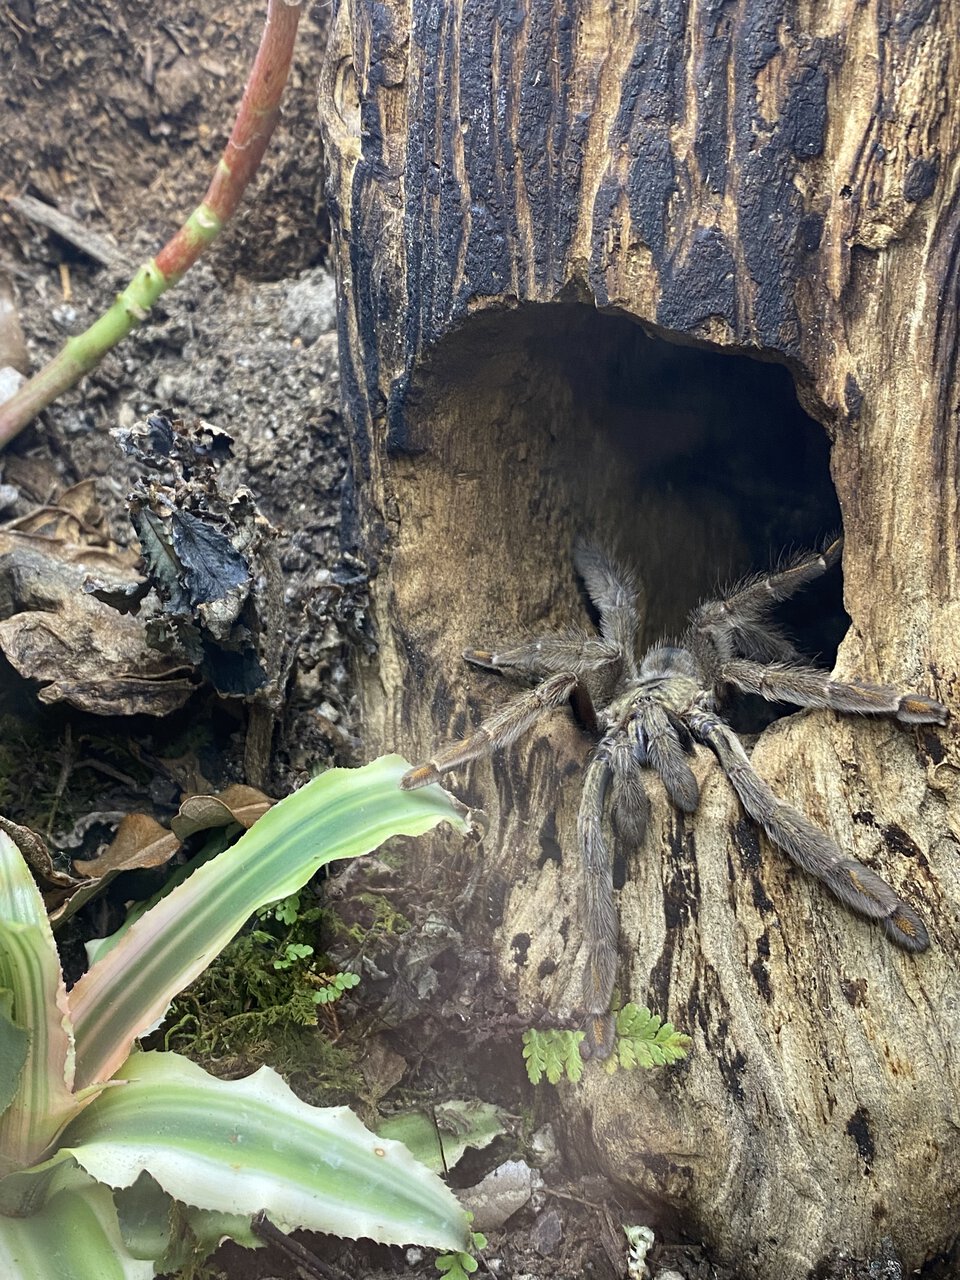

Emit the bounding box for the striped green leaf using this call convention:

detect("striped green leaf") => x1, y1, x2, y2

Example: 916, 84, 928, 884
0, 832, 77, 1171
0, 1179, 152, 1280
68, 757, 471, 1090
60, 1050, 469, 1251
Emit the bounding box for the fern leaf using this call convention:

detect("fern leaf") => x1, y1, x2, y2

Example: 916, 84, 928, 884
522, 1029, 548, 1085
522, 1029, 584, 1085
611, 1003, 691, 1072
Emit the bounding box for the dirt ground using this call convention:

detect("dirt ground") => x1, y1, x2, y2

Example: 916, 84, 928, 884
0, 4, 923, 1280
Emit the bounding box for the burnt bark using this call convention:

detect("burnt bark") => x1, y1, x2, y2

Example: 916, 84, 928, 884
318, 4, 960, 1275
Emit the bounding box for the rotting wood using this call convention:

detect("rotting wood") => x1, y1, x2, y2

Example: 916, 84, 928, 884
319, 4, 960, 1275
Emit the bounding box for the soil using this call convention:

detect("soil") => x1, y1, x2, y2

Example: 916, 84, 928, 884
0, 5, 912, 1280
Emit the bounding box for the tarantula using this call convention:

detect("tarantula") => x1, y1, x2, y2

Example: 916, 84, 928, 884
401, 537, 948, 1057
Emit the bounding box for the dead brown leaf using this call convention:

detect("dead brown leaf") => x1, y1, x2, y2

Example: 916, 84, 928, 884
171, 783, 273, 839
2, 776, 272, 929
0, 814, 79, 888
3, 479, 109, 544
72, 812, 180, 877
359, 1036, 408, 1111
0, 608, 195, 716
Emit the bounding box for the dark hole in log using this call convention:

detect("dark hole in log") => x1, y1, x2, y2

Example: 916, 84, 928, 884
397, 302, 845, 733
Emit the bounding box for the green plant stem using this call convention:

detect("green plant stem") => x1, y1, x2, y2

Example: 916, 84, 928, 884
0, 0, 303, 450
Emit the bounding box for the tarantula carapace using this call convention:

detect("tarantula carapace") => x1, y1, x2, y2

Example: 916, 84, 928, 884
401, 537, 948, 1057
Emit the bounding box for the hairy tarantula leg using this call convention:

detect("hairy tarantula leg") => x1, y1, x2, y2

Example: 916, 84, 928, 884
464, 632, 621, 680
400, 671, 578, 789
707, 536, 842, 617
609, 736, 651, 844
722, 659, 949, 725
573, 544, 644, 676
578, 749, 618, 1059
631, 702, 700, 813
691, 538, 842, 666
689, 711, 929, 951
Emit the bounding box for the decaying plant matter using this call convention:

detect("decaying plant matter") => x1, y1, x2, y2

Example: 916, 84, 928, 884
403, 538, 948, 1056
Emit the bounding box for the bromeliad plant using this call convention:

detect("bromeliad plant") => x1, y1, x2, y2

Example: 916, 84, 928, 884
0, 755, 473, 1278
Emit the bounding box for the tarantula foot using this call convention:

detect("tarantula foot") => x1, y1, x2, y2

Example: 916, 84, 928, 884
881, 903, 930, 952
463, 647, 496, 668
672, 770, 700, 814
399, 763, 440, 790
896, 694, 949, 726
581, 1012, 616, 1061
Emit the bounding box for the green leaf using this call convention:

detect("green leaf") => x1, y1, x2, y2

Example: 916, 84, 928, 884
273, 942, 313, 970
0, 1179, 153, 1280
0, 832, 78, 1172
606, 1004, 691, 1074
113, 1172, 174, 1261
436, 1251, 477, 1278
112, 1172, 261, 1270
522, 1029, 584, 1086
376, 1100, 506, 1174
68, 756, 475, 1090
521, 1029, 547, 1085
57, 1050, 470, 1251
435, 1228, 487, 1278
311, 969, 360, 1003
271, 894, 300, 925
0, 991, 29, 1119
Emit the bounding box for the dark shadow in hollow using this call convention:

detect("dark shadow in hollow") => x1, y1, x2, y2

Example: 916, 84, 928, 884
560, 309, 848, 725
399, 301, 845, 667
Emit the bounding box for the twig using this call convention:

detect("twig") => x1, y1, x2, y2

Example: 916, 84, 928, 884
250, 1211, 348, 1279
5, 193, 132, 270
46, 723, 75, 837
0, 271, 29, 373
0, 0, 304, 449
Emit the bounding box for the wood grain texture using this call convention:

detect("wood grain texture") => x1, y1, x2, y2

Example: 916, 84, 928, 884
319, 3, 960, 1274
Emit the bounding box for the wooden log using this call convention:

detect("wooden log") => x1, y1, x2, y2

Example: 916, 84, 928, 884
319, 3, 960, 1275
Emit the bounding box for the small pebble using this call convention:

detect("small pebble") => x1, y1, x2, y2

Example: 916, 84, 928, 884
458, 1159, 543, 1231
280, 270, 337, 346
0, 366, 25, 405
530, 1207, 562, 1255
51, 303, 78, 332
530, 1122, 559, 1168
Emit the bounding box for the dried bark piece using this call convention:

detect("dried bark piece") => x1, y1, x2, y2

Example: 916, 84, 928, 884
0, 608, 195, 716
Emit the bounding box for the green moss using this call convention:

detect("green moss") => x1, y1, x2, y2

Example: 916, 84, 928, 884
339, 890, 411, 944
161, 893, 364, 1101
157, 869, 418, 1110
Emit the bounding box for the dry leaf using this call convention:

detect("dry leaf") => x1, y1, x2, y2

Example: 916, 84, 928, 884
4, 479, 107, 543
0, 814, 79, 888
0, 483, 196, 717
171, 784, 273, 840
72, 813, 181, 878
0, 608, 195, 716
360, 1038, 407, 1109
